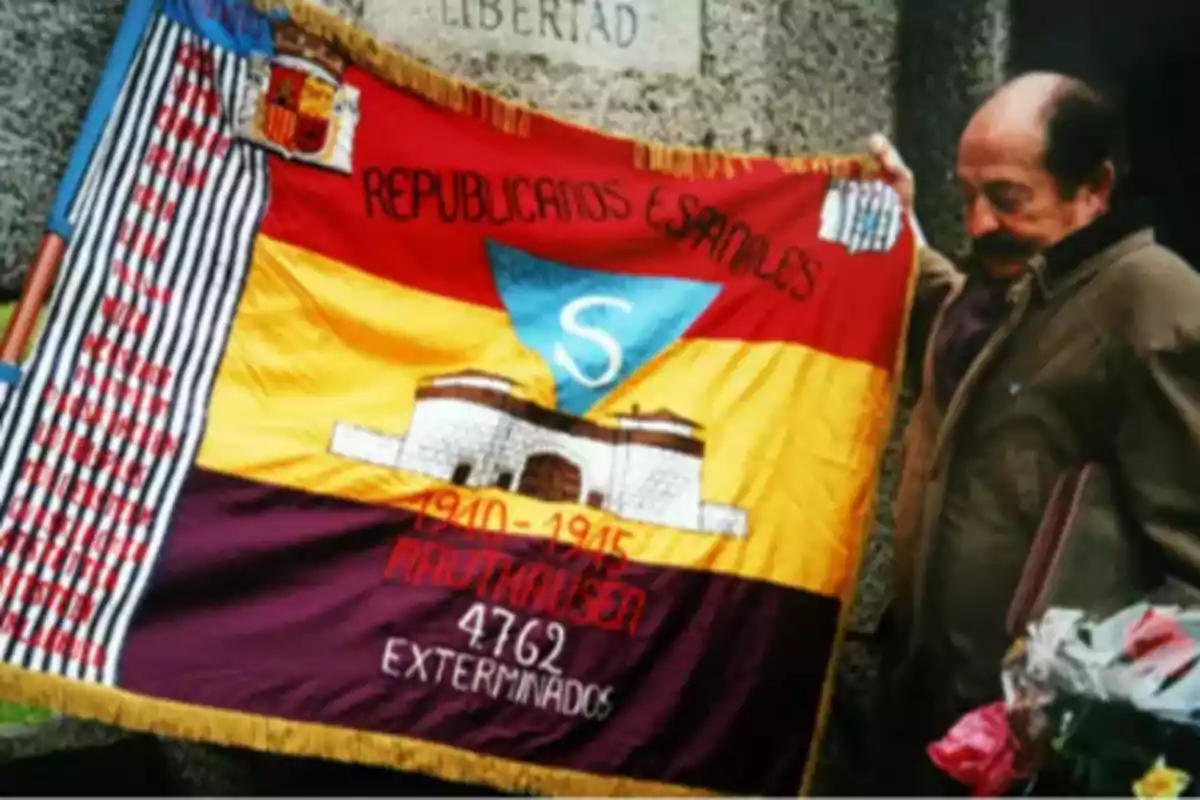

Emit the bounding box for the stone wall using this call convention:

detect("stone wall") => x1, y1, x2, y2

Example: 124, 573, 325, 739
346, 0, 899, 154
0, 0, 127, 296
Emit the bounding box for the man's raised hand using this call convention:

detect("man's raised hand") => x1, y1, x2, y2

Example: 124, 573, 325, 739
867, 133, 914, 212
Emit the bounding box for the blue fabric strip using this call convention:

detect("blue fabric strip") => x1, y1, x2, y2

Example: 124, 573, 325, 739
162, 0, 276, 57
47, 0, 162, 239
0, 361, 22, 387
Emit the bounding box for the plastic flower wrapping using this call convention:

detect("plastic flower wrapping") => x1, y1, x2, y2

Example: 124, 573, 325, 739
929, 603, 1200, 797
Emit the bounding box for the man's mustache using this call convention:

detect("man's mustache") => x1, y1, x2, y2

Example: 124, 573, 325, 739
970, 231, 1039, 261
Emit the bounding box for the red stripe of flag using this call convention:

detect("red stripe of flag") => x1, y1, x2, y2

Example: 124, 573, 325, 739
259, 66, 914, 371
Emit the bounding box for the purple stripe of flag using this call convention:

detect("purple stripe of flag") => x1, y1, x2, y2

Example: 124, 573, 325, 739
121, 467, 839, 795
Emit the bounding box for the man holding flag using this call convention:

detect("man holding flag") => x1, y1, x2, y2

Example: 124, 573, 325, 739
867, 71, 1200, 793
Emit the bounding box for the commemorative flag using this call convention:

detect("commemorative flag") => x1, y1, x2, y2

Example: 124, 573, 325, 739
0, 0, 917, 794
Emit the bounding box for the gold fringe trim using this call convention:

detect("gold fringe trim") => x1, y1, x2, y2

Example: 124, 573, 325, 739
0, 664, 707, 797
798, 230, 924, 796
252, 0, 884, 180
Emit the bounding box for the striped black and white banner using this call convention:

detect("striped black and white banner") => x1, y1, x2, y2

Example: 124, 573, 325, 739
0, 14, 268, 685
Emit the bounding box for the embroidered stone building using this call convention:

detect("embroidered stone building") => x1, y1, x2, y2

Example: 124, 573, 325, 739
330, 369, 748, 537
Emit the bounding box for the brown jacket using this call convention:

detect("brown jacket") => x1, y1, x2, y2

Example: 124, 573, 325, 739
886, 219, 1200, 732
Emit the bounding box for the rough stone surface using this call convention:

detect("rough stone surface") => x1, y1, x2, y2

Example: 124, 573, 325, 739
0, 0, 126, 297
0, 0, 1009, 793
363, 0, 897, 155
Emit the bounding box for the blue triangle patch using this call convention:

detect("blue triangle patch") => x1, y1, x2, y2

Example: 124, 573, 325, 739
487, 240, 722, 416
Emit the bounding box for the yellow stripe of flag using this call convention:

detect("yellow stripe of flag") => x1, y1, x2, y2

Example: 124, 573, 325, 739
198, 236, 894, 596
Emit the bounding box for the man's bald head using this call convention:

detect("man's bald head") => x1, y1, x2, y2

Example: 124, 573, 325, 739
965, 72, 1067, 143
956, 72, 1119, 275
965, 72, 1117, 197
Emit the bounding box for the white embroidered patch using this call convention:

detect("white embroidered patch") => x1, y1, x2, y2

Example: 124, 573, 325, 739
818, 178, 905, 254
235, 53, 360, 175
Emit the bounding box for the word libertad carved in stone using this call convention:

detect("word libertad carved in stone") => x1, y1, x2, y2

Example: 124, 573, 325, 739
441, 0, 640, 49
364, 0, 702, 74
